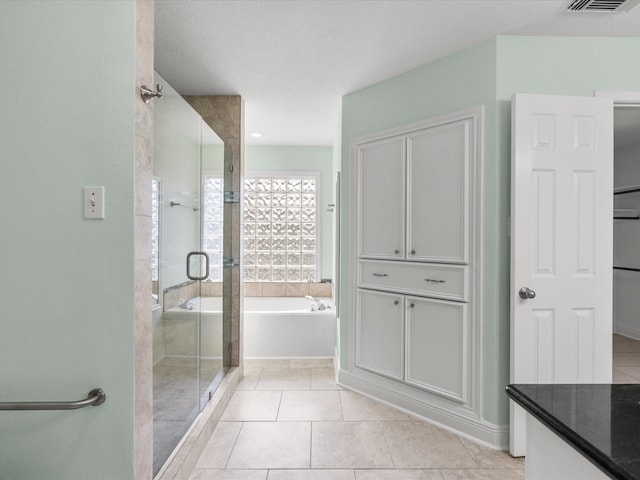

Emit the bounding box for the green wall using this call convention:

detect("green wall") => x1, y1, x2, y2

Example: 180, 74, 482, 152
340, 34, 640, 429
246, 145, 334, 280
340, 37, 499, 421
0, 2, 137, 478
491, 35, 640, 423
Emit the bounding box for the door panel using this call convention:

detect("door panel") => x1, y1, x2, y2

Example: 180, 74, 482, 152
356, 289, 404, 380
510, 93, 613, 456
405, 296, 467, 402
357, 137, 405, 259
407, 121, 470, 264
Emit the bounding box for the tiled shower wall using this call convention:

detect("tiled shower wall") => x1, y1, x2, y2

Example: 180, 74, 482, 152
244, 282, 332, 297
184, 95, 244, 367
135, 0, 154, 478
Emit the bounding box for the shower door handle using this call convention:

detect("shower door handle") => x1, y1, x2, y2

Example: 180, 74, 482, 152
186, 251, 210, 281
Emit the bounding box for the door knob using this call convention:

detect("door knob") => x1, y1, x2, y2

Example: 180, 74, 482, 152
519, 287, 536, 300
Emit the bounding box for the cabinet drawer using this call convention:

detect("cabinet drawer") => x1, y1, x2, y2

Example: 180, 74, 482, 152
358, 260, 467, 302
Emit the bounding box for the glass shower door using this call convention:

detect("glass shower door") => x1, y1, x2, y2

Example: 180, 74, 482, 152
199, 125, 226, 407
152, 73, 224, 476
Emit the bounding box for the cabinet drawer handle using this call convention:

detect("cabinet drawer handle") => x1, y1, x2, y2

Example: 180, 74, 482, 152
372, 273, 388, 277
424, 278, 446, 284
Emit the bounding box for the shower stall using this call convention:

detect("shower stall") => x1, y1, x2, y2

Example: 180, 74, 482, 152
151, 73, 227, 475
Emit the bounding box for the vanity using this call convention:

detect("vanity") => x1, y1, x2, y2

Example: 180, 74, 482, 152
506, 384, 640, 480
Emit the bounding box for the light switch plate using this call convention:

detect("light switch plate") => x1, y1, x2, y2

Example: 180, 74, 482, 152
84, 186, 105, 219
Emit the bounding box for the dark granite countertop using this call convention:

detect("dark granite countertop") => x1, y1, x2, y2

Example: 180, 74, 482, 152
506, 384, 640, 480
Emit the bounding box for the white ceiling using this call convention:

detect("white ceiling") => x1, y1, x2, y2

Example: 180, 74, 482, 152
154, 0, 640, 146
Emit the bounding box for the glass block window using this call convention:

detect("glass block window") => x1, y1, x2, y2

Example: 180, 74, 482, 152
243, 174, 319, 282
202, 172, 320, 282
203, 174, 224, 282
151, 178, 160, 282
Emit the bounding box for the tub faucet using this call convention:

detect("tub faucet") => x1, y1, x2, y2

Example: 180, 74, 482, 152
305, 295, 327, 311
180, 298, 196, 310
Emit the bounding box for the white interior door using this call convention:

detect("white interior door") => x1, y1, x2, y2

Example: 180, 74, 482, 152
510, 93, 614, 456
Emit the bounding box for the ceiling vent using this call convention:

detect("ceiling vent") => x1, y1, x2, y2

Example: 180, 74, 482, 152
567, 0, 638, 12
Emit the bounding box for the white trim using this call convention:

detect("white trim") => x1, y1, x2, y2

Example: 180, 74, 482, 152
598, 92, 640, 338
347, 105, 486, 443
613, 323, 640, 341
350, 107, 486, 147
594, 90, 640, 105
338, 368, 508, 449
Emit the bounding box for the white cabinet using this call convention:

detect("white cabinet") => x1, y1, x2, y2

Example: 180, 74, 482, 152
355, 289, 469, 402
351, 107, 481, 414
407, 122, 470, 264
356, 119, 471, 264
357, 259, 468, 302
405, 296, 467, 402
357, 136, 405, 259
355, 289, 404, 380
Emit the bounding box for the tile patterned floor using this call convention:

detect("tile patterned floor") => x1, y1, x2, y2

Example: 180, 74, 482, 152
187, 335, 640, 479
189, 359, 524, 480
613, 334, 640, 383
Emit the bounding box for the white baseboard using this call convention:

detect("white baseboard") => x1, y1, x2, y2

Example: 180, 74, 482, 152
338, 368, 508, 450
614, 323, 640, 341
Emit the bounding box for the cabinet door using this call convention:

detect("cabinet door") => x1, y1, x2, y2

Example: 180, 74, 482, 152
405, 296, 468, 403
357, 136, 405, 259
406, 120, 470, 263
356, 289, 404, 380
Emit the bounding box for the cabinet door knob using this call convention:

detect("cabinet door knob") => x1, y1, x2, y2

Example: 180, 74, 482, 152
394, 300, 399, 305
394, 249, 400, 254
411, 249, 416, 255
410, 303, 415, 308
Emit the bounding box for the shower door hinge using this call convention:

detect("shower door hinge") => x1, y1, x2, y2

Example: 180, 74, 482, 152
223, 257, 240, 269
224, 191, 241, 203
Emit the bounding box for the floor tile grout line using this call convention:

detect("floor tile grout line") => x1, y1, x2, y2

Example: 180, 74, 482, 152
377, 420, 398, 470
613, 366, 640, 381
309, 420, 313, 469
275, 390, 284, 421
456, 434, 482, 469
223, 421, 244, 470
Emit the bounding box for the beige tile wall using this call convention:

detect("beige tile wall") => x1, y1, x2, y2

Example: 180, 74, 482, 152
184, 94, 244, 368
243, 282, 332, 297
134, 0, 154, 478
162, 282, 200, 310
163, 281, 331, 309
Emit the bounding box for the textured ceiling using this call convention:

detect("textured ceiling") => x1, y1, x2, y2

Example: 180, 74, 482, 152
155, 0, 640, 146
